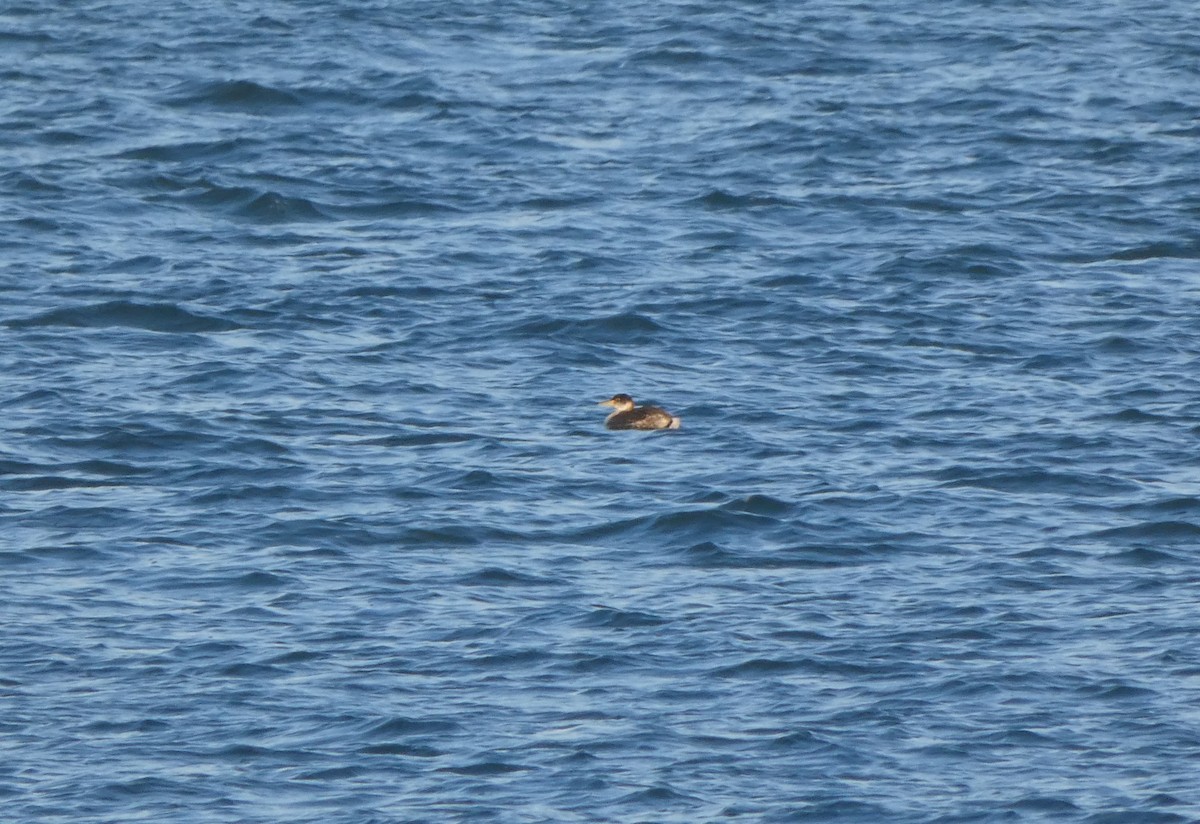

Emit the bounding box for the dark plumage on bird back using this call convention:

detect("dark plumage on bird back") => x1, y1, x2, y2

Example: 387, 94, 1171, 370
597, 394, 681, 430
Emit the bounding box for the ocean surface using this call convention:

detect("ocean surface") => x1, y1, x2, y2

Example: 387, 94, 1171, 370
4, 1, 1200, 821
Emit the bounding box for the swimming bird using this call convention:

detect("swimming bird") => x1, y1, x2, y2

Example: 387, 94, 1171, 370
597, 394, 681, 430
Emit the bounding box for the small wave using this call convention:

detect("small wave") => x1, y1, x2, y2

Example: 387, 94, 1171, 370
97, 776, 186, 799
20, 504, 129, 530
977, 728, 1057, 747
712, 657, 806, 678
229, 571, 290, 589
454, 567, 559, 587
774, 800, 894, 820
170, 640, 245, 660
1106, 242, 1200, 262
1102, 407, 1166, 423
153, 570, 291, 592
164, 363, 260, 391
1019, 352, 1090, 372
2, 475, 123, 492
0, 170, 64, 193
616, 784, 702, 805
218, 662, 286, 679
381, 90, 447, 111
752, 272, 821, 289
1077, 679, 1159, 701
365, 431, 481, 447
27, 544, 108, 563
96, 255, 167, 275
1094, 335, 1152, 354
81, 718, 169, 734
358, 742, 442, 757
116, 137, 258, 162
293, 766, 363, 781
339, 283, 451, 299
0, 458, 44, 474
1010, 796, 1081, 813
509, 312, 666, 344
566, 506, 780, 544
191, 483, 304, 506
54, 424, 210, 453
687, 188, 800, 210
517, 194, 600, 211
719, 493, 793, 516
237, 190, 328, 223
6, 300, 241, 333
464, 648, 553, 669
7, 215, 61, 233
164, 79, 303, 110
1105, 547, 1185, 566
455, 469, 501, 488
1082, 520, 1200, 544
0, 29, 56, 46
576, 605, 668, 629
627, 43, 717, 68
208, 743, 314, 762
331, 197, 460, 219
678, 541, 870, 569
161, 178, 330, 223
1126, 496, 1200, 516
437, 761, 530, 776
0, 551, 39, 568
933, 467, 1140, 495
769, 729, 829, 750
365, 716, 461, 738
266, 650, 325, 666
568, 653, 635, 673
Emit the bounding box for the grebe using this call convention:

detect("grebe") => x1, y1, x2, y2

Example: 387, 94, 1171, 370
597, 394, 681, 430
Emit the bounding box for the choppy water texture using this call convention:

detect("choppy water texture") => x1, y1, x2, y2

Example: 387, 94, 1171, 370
4, 1, 1200, 821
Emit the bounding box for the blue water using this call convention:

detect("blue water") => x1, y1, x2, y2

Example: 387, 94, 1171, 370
4, 1, 1200, 821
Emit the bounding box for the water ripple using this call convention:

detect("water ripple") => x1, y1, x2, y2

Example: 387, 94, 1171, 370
5, 0, 1200, 822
